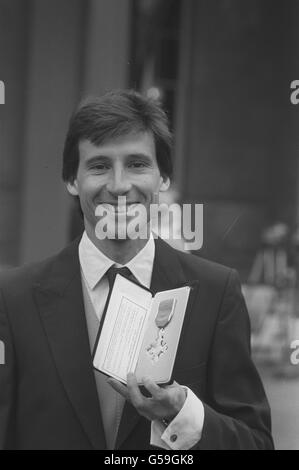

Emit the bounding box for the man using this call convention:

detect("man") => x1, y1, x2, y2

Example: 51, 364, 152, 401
0, 90, 273, 450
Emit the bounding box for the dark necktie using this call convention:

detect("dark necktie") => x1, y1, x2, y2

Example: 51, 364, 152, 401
97, 266, 135, 335
92, 266, 133, 450
105, 266, 133, 290
95, 266, 143, 448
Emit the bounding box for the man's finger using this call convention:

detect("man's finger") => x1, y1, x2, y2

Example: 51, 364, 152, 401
107, 378, 130, 400
142, 376, 163, 399
170, 380, 180, 387
126, 372, 145, 407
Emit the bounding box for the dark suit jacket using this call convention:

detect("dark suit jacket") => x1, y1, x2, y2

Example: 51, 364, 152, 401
0, 237, 274, 450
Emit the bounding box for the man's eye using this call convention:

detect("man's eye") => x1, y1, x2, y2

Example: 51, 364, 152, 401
129, 161, 147, 168
91, 164, 109, 171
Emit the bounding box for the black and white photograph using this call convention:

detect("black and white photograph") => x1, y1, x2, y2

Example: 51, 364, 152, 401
0, 0, 298, 452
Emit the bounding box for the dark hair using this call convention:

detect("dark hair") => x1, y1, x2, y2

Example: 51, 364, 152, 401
62, 89, 173, 183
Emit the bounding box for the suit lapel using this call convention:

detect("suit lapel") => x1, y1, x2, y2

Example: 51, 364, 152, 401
116, 238, 200, 449
34, 239, 106, 449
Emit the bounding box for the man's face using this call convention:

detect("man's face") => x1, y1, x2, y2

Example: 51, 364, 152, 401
66, 131, 170, 240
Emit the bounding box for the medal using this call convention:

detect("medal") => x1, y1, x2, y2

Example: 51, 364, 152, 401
146, 298, 176, 363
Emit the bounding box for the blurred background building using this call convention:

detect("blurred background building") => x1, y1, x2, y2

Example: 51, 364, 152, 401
0, 0, 299, 449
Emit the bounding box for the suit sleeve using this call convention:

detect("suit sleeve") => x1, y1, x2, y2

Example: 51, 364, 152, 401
197, 269, 274, 450
0, 289, 15, 449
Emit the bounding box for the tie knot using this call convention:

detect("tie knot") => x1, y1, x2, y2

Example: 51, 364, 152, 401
105, 266, 132, 289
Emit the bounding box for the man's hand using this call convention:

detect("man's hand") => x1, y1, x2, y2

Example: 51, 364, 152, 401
107, 372, 187, 423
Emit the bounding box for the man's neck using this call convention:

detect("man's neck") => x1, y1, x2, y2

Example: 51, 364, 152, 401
85, 226, 150, 265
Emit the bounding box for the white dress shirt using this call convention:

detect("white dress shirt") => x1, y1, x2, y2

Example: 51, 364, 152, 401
79, 231, 204, 449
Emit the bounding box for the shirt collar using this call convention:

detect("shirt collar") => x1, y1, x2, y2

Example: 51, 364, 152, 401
79, 231, 155, 290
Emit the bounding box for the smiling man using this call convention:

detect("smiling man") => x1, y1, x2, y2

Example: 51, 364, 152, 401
67, 131, 169, 260
0, 90, 274, 450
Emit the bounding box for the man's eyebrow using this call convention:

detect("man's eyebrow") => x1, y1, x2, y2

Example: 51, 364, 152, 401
85, 153, 154, 164
84, 155, 110, 165
126, 153, 153, 160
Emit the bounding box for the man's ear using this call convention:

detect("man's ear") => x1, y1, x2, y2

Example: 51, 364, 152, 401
159, 176, 170, 192
66, 180, 79, 196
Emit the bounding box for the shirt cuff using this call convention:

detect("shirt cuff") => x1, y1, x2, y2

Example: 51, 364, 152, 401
150, 387, 205, 450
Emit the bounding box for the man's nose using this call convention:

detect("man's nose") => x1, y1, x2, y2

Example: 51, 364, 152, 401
106, 168, 132, 195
